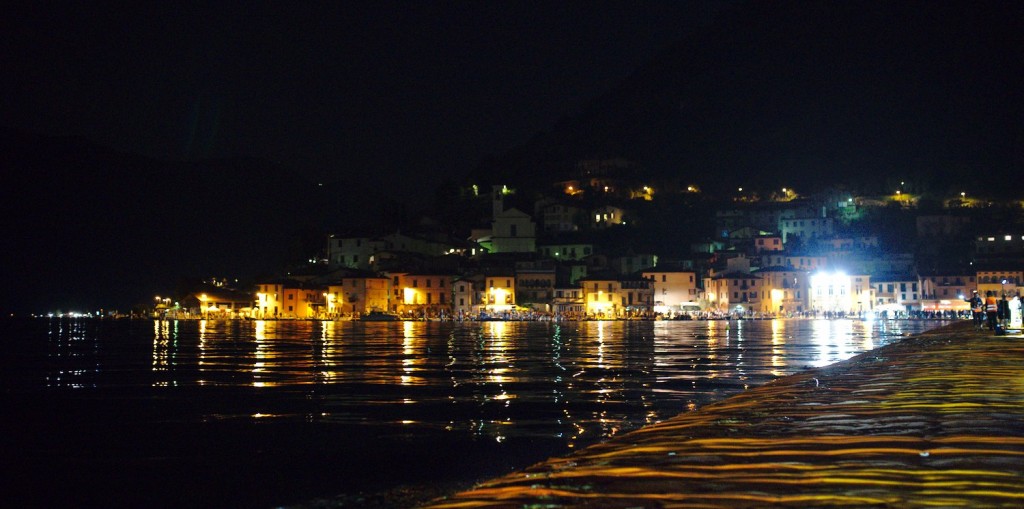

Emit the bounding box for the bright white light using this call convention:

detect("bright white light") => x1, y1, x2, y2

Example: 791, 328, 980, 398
810, 271, 848, 289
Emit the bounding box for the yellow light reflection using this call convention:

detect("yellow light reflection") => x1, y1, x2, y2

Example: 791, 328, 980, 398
401, 320, 423, 385
770, 319, 786, 376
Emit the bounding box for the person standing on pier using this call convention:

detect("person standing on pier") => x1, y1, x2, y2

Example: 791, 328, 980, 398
985, 291, 999, 331
966, 291, 984, 328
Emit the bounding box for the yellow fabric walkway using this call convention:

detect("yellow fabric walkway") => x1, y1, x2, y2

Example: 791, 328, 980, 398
423, 322, 1024, 508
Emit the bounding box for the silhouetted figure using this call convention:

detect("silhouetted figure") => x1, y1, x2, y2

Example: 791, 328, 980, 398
985, 291, 998, 331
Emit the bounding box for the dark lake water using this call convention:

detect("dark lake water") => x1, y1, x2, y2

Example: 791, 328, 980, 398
0, 317, 953, 508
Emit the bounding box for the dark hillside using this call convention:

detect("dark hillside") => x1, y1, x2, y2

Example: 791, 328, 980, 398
474, 1, 1023, 198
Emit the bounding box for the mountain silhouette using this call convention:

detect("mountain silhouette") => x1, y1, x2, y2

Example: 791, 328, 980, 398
0, 127, 339, 313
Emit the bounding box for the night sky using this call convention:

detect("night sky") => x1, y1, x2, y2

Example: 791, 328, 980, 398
2, 1, 1021, 314
3, 1, 722, 205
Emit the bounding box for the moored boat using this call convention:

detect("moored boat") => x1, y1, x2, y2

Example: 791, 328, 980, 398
360, 310, 401, 321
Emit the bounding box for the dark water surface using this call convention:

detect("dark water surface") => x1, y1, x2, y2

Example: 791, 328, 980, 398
0, 318, 952, 508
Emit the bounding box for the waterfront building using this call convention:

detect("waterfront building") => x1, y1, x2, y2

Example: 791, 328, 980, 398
452, 277, 478, 317
388, 272, 454, 317
752, 266, 810, 314
871, 274, 928, 313
515, 261, 556, 313
254, 278, 323, 319
325, 270, 389, 317
481, 274, 517, 313
703, 271, 764, 314
808, 272, 873, 314
579, 273, 653, 318
182, 289, 253, 319
551, 284, 585, 317
641, 267, 698, 314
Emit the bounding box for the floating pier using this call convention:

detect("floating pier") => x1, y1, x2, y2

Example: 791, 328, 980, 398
423, 322, 1024, 508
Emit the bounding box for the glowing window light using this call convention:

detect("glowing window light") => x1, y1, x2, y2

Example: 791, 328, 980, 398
403, 287, 416, 304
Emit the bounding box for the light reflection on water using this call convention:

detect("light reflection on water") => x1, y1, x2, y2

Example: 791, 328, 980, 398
132, 319, 940, 438
3, 317, 951, 507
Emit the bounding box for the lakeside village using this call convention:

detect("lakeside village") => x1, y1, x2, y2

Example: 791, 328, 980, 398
144, 165, 1023, 323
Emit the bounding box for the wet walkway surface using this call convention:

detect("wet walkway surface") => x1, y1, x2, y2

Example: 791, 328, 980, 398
422, 322, 1024, 508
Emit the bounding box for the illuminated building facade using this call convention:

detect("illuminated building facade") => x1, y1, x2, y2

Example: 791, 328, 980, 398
753, 266, 809, 314
641, 268, 698, 313
183, 290, 252, 318
918, 272, 974, 312
253, 279, 323, 319
975, 268, 1022, 297
390, 272, 454, 316
592, 205, 626, 228
921, 273, 976, 299
552, 285, 584, 317
325, 272, 389, 317
452, 277, 478, 316
872, 274, 929, 312
808, 272, 873, 314
482, 275, 516, 312
581, 274, 653, 317
703, 272, 764, 313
